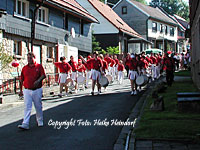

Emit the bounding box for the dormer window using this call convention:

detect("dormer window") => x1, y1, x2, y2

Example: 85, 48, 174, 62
170, 27, 174, 36
152, 22, 157, 32
122, 6, 127, 14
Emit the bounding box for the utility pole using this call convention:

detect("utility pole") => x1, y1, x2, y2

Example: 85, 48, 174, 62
30, 0, 45, 52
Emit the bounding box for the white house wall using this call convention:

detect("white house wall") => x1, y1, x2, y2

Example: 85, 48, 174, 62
148, 19, 177, 42
76, 0, 118, 34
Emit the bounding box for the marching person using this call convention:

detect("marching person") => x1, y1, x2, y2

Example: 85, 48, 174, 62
126, 54, 140, 95
68, 55, 78, 93
54, 56, 72, 97
150, 53, 157, 80
18, 52, 46, 130
163, 52, 175, 86
110, 55, 116, 81
80, 51, 103, 96
114, 55, 119, 79
98, 54, 108, 91
77, 59, 86, 77
84, 55, 92, 88
104, 53, 112, 75
117, 60, 125, 84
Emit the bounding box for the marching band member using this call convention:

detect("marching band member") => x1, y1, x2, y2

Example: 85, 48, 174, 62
163, 52, 175, 86
126, 54, 140, 95
110, 55, 116, 81
77, 59, 86, 77
53, 56, 72, 97
104, 53, 112, 75
80, 51, 103, 96
68, 56, 78, 93
98, 54, 108, 91
150, 53, 157, 80
84, 55, 92, 88
117, 60, 125, 84
156, 53, 162, 78
114, 55, 119, 80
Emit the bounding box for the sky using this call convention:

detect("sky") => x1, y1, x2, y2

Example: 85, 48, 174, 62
145, 0, 189, 4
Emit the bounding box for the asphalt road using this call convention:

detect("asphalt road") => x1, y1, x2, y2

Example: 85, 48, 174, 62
0, 79, 142, 150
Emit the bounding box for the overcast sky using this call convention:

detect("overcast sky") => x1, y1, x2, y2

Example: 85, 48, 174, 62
146, 0, 189, 4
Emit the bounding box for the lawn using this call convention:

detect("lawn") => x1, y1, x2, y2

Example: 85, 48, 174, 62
134, 71, 200, 139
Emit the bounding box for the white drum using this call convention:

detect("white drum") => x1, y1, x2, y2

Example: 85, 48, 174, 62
99, 76, 109, 87
106, 75, 112, 83
77, 76, 85, 84
136, 75, 149, 86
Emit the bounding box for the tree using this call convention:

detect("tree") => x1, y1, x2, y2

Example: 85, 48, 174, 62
0, 41, 13, 71
92, 34, 101, 53
149, 0, 189, 21
106, 46, 119, 54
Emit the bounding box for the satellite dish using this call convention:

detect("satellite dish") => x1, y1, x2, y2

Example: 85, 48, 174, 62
71, 27, 75, 38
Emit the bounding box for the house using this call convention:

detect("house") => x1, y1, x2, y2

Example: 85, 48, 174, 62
76, 0, 143, 54
189, 0, 200, 90
173, 14, 190, 53
157, 7, 190, 53
113, 0, 178, 53
0, 0, 98, 80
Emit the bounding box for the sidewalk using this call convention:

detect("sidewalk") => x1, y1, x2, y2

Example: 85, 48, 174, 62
127, 75, 200, 150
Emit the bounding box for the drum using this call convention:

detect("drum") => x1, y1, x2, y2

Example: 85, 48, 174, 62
106, 75, 112, 83
77, 75, 85, 84
66, 78, 74, 89
99, 76, 109, 87
136, 75, 149, 86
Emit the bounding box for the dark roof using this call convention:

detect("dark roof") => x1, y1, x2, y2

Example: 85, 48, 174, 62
129, 0, 177, 26
88, 0, 142, 38
44, 0, 98, 23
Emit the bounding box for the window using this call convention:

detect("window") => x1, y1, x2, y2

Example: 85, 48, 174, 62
37, 7, 48, 24
80, 19, 84, 35
160, 24, 163, 33
47, 47, 54, 58
13, 41, 22, 56
152, 22, 157, 32
122, 6, 127, 14
165, 25, 168, 35
14, 0, 29, 17
170, 27, 174, 36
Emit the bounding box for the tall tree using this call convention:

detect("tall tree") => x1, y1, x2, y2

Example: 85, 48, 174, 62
149, 0, 189, 21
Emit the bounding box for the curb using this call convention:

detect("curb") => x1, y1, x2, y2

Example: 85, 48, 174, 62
113, 77, 164, 150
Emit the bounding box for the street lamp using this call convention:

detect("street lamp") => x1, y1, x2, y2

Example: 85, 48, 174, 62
30, 0, 45, 52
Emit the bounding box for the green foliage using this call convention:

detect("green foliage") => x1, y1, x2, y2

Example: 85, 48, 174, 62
149, 0, 189, 21
92, 34, 101, 53
106, 46, 119, 54
0, 42, 13, 71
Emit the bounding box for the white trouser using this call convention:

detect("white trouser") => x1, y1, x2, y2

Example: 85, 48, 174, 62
86, 70, 91, 87
118, 71, 124, 84
110, 67, 115, 80
23, 88, 43, 125
151, 64, 157, 79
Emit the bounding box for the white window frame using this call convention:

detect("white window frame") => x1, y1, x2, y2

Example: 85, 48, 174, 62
13, 41, 22, 56
37, 7, 49, 24
14, 0, 29, 18
47, 47, 54, 59
170, 27, 175, 36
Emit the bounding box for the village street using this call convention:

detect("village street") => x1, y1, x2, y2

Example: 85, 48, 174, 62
0, 78, 143, 150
